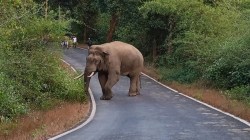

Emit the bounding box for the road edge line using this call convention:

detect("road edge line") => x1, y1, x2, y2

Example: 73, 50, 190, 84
48, 60, 97, 140
142, 72, 250, 127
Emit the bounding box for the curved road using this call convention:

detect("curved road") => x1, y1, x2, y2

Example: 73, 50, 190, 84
52, 48, 250, 140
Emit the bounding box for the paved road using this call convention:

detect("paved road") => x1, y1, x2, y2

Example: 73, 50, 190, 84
56, 48, 250, 140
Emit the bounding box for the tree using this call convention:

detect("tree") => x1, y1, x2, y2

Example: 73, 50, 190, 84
97, 0, 123, 42
70, 0, 98, 42
98, 0, 146, 42
34, 0, 98, 42
140, 0, 179, 60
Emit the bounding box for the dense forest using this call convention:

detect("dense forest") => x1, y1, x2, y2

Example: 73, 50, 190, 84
0, 0, 250, 121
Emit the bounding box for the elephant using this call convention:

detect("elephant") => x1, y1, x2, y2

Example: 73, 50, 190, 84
79, 41, 144, 100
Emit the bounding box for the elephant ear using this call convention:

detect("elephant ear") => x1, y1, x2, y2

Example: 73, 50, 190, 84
96, 46, 109, 56
96, 47, 109, 71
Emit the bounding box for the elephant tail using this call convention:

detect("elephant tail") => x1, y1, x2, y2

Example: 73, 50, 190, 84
139, 73, 142, 89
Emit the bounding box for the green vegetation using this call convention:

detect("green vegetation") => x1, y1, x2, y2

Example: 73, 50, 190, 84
0, 1, 85, 121
141, 0, 250, 104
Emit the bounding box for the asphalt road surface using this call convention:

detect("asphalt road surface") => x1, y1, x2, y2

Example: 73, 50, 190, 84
54, 48, 250, 140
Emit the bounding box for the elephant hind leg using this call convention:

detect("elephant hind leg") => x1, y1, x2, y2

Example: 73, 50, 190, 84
136, 75, 141, 95
128, 75, 140, 96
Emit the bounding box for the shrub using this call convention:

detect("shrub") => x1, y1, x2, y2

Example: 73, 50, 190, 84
204, 32, 250, 89
226, 86, 250, 104
158, 66, 200, 83
0, 1, 85, 120
0, 73, 28, 120
138, 0, 242, 83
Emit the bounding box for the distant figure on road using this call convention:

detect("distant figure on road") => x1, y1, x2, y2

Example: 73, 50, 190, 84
61, 36, 70, 49
87, 38, 92, 49
72, 36, 77, 48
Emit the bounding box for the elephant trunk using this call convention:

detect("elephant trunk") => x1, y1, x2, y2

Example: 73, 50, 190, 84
84, 69, 91, 94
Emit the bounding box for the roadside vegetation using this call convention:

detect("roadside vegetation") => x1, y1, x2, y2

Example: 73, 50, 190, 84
0, 0, 85, 128
138, 0, 250, 105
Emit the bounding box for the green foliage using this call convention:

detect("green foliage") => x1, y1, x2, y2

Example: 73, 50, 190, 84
140, 0, 240, 59
138, 0, 249, 85
52, 68, 85, 102
70, 0, 99, 41
114, 0, 148, 47
158, 66, 200, 84
0, 1, 85, 121
204, 32, 250, 88
226, 86, 250, 104
95, 13, 110, 43
0, 73, 28, 120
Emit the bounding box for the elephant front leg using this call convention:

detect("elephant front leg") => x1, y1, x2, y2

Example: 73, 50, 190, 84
128, 75, 139, 96
101, 73, 119, 100
98, 72, 108, 98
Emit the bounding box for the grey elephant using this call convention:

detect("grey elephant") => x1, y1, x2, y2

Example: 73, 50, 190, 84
77, 41, 144, 100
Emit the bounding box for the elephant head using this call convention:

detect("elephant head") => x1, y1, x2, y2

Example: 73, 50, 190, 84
84, 47, 109, 92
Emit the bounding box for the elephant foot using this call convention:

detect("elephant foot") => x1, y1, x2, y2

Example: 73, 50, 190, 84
128, 92, 137, 97
100, 94, 113, 100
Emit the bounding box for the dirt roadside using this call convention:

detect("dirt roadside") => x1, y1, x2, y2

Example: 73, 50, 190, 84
0, 102, 90, 140
143, 65, 250, 122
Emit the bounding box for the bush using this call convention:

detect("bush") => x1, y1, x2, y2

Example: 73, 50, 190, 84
0, 2, 85, 120
52, 65, 85, 102
138, 0, 243, 83
204, 32, 250, 88
0, 73, 28, 120
158, 65, 200, 83
226, 86, 250, 104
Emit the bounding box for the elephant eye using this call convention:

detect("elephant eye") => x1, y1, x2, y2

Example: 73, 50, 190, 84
95, 60, 99, 64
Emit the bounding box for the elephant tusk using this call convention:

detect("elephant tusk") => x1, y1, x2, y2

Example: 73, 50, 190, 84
74, 72, 84, 79
87, 72, 95, 77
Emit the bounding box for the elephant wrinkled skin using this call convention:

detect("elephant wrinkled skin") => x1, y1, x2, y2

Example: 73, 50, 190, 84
83, 41, 144, 100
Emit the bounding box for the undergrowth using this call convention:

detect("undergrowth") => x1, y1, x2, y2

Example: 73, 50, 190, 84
0, 1, 85, 123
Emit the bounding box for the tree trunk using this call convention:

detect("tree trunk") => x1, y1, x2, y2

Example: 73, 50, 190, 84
45, 0, 48, 19
153, 39, 157, 62
83, 26, 87, 43
166, 33, 173, 55
166, 16, 175, 55
106, 13, 119, 42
